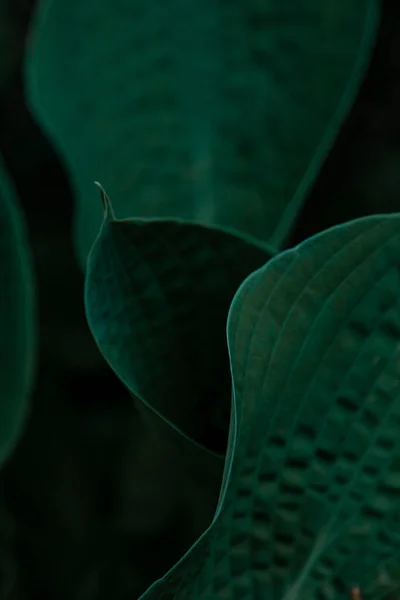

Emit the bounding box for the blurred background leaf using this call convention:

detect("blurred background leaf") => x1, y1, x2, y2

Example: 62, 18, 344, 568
25, 0, 377, 268
0, 158, 36, 468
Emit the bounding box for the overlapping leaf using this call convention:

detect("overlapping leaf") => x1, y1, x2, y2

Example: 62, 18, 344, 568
26, 0, 378, 268
0, 2, 22, 94
84, 185, 275, 455
0, 158, 37, 466
132, 213, 400, 600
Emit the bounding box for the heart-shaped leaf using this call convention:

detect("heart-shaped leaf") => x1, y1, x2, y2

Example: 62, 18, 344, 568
26, 0, 378, 268
137, 213, 400, 600
0, 158, 37, 466
84, 185, 275, 455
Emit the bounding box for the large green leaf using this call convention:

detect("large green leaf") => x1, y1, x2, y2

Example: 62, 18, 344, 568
133, 213, 400, 600
84, 185, 275, 455
0, 158, 37, 466
26, 0, 378, 268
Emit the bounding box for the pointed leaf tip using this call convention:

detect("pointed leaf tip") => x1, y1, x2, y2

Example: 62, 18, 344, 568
94, 181, 115, 221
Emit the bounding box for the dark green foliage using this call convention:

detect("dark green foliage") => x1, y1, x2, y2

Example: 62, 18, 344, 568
26, 0, 378, 267
0, 157, 36, 466
139, 214, 400, 599
84, 185, 275, 454
4, 0, 400, 598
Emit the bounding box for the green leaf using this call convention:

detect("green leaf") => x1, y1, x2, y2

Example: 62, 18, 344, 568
138, 213, 400, 600
0, 158, 37, 466
84, 185, 275, 455
26, 0, 378, 268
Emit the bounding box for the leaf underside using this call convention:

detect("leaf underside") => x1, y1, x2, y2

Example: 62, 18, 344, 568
85, 188, 275, 455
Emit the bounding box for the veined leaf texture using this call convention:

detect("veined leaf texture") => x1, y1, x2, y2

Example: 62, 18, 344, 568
23, 1, 400, 598
25, 0, 379, 268
137, 213, 400, 600
0, 158, 37, 466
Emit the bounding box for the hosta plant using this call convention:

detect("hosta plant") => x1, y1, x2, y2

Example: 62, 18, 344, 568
3, 0, 400, 597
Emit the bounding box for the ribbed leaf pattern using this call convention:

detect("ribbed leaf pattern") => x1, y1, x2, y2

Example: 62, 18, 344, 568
136, 215, 400, 600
